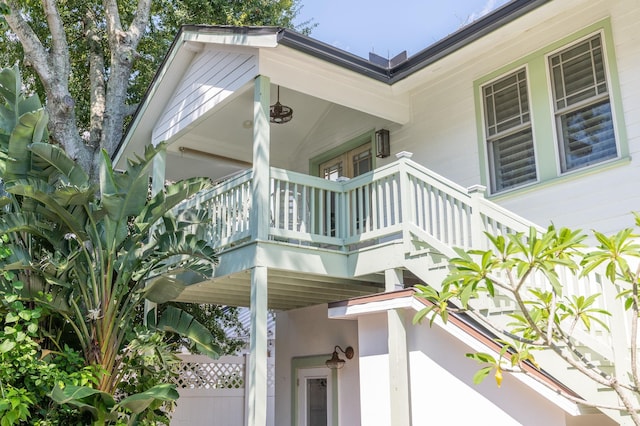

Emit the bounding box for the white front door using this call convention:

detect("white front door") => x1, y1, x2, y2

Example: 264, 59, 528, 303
297, 367, 333, 426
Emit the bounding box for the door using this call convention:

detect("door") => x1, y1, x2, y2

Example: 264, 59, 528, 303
318, 143, 372, 236
318, 143, 372, 181
297, 367, 333, 426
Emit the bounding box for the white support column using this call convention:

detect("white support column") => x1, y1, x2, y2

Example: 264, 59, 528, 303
247, 75, 270, 426
144, 149, 166, 325
248, 265, 268, 426
385, 269, 411, 426
251, 75, 271, 242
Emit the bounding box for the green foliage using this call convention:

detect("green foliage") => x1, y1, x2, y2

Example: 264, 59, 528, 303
0, 0, 313, 133
414, 221, 640, 418
0, 65, 223, 422
0, 281, 95, 425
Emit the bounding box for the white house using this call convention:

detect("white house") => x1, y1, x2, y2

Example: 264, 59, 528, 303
116, 0, 640, 424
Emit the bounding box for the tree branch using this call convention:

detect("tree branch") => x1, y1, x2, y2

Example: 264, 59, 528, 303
126, 0, 152, 48
84, 9, 106, 149
42, 0, 70, 78
4, 0, 53, 83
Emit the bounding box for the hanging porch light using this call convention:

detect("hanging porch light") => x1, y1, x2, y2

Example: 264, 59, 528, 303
270, 86, 293, 124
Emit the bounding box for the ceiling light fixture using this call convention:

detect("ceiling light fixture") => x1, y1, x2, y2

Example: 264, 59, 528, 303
270, 86, 293, 124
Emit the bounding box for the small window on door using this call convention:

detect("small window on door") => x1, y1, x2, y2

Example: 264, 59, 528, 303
297, 367, 333, 426
319, 143, 372, 181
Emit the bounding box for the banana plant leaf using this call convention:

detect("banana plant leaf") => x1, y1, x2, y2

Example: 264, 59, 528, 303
153, 305, 221, 359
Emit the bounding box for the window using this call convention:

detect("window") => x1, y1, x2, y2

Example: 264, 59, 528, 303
549, 35, 617, 172
477, 23, 625, 196
319, 143, 372, 181
482, 69, 537, 192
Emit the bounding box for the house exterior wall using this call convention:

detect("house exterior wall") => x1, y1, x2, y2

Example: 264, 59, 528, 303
274, 304, 360, 426
282, 0, 640, 236
152, 46, 258, 145
391, 0, 640, 236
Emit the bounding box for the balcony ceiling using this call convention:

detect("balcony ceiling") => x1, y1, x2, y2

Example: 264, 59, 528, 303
163, 84, 334, 182
174, 268, 386, 311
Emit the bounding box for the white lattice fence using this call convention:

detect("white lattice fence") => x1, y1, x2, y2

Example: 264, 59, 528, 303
174, 355, 246, 389
171, 354, 275, 426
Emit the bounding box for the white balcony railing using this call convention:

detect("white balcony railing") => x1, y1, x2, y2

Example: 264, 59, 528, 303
177, 154, 623, 366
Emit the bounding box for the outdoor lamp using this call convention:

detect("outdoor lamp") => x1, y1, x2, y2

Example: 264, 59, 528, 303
375, 129, 390, 158
270, 86, 293, 124
325, 345, 354, 369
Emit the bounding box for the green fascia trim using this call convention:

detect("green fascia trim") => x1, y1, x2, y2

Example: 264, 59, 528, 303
489, 156, 631, 202
291, 354, 339, 426
309, 130, 376, 176
473, 18, 628, 193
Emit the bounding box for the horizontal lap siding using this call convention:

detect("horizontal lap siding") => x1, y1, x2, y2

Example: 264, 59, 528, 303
399, 0, 640, 236
152, 49, 258, 145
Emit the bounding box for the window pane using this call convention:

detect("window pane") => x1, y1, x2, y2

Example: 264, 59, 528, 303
490, 128, 537, 192
484, 70, 529, 136
551, 35, 618, 172
550, 35, 607, 110
352, 148, 372, 177
307, 378, 328, 426
483, 69, 534, 192
559, 101, 616, 172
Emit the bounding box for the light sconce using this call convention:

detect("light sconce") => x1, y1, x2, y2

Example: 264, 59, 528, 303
325, 345, 354, 370
270, 86, 293, 124
375, 129, 390, 158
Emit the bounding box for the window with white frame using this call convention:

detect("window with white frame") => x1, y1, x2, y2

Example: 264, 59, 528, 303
549, 34, 617, 172
482, 69, 537, 193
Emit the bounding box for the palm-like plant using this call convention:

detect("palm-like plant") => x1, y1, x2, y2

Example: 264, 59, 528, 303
0, 65, 219, 399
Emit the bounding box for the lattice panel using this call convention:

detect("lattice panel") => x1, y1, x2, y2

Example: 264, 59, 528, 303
174, 361, 245, 389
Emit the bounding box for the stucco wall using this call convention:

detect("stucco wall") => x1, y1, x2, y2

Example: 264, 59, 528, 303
274, 304, 360, 426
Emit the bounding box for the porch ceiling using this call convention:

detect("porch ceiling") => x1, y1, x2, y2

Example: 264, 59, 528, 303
173, 268, 386, 311
163, 83, 334, 182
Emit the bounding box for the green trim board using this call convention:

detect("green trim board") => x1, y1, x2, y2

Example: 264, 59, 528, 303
473, 18, 628, 196
291, 354, 339, 426
309, 130, 376, 176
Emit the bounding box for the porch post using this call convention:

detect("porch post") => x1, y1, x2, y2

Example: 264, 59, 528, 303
251, 74, 271, 242
248, 266, 268, 426
144, 149, 166, 325
247, 75, 270, 426
385, 269, 412, 426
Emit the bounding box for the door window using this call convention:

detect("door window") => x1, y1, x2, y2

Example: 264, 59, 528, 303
297, 367, 333, 426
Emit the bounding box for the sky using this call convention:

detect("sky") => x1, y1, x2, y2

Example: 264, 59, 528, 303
294, 0, 510, 60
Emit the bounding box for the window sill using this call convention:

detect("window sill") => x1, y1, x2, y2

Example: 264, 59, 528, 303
488, 156, 631, 202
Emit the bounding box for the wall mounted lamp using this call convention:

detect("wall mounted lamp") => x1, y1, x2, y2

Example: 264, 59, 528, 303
375, 129, 390, 158
325, 346, 354, 370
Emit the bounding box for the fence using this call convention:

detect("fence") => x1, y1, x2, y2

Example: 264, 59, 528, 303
171, 354, 275, 426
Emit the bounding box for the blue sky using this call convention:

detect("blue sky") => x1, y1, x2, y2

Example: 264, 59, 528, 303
294, 0, 510, 59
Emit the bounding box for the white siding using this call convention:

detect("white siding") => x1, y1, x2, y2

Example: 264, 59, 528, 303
388, 0, 640, 235
152, 48, 258, 145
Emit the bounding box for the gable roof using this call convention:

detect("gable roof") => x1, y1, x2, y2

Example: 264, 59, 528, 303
115, 0, 550, 163
277, 0, 550, 83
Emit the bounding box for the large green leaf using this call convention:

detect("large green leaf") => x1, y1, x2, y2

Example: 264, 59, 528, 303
156, 305, 221, 359
5, 109, 48, 182
100, 146, 153, 221
0, 64, 22, 108
29, 142, 90, 187
135, 177, 211, 232
143, 275, 187, 304
50, 384, 117, 419
116, 383, 179, 414
7, 179, 89, 241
